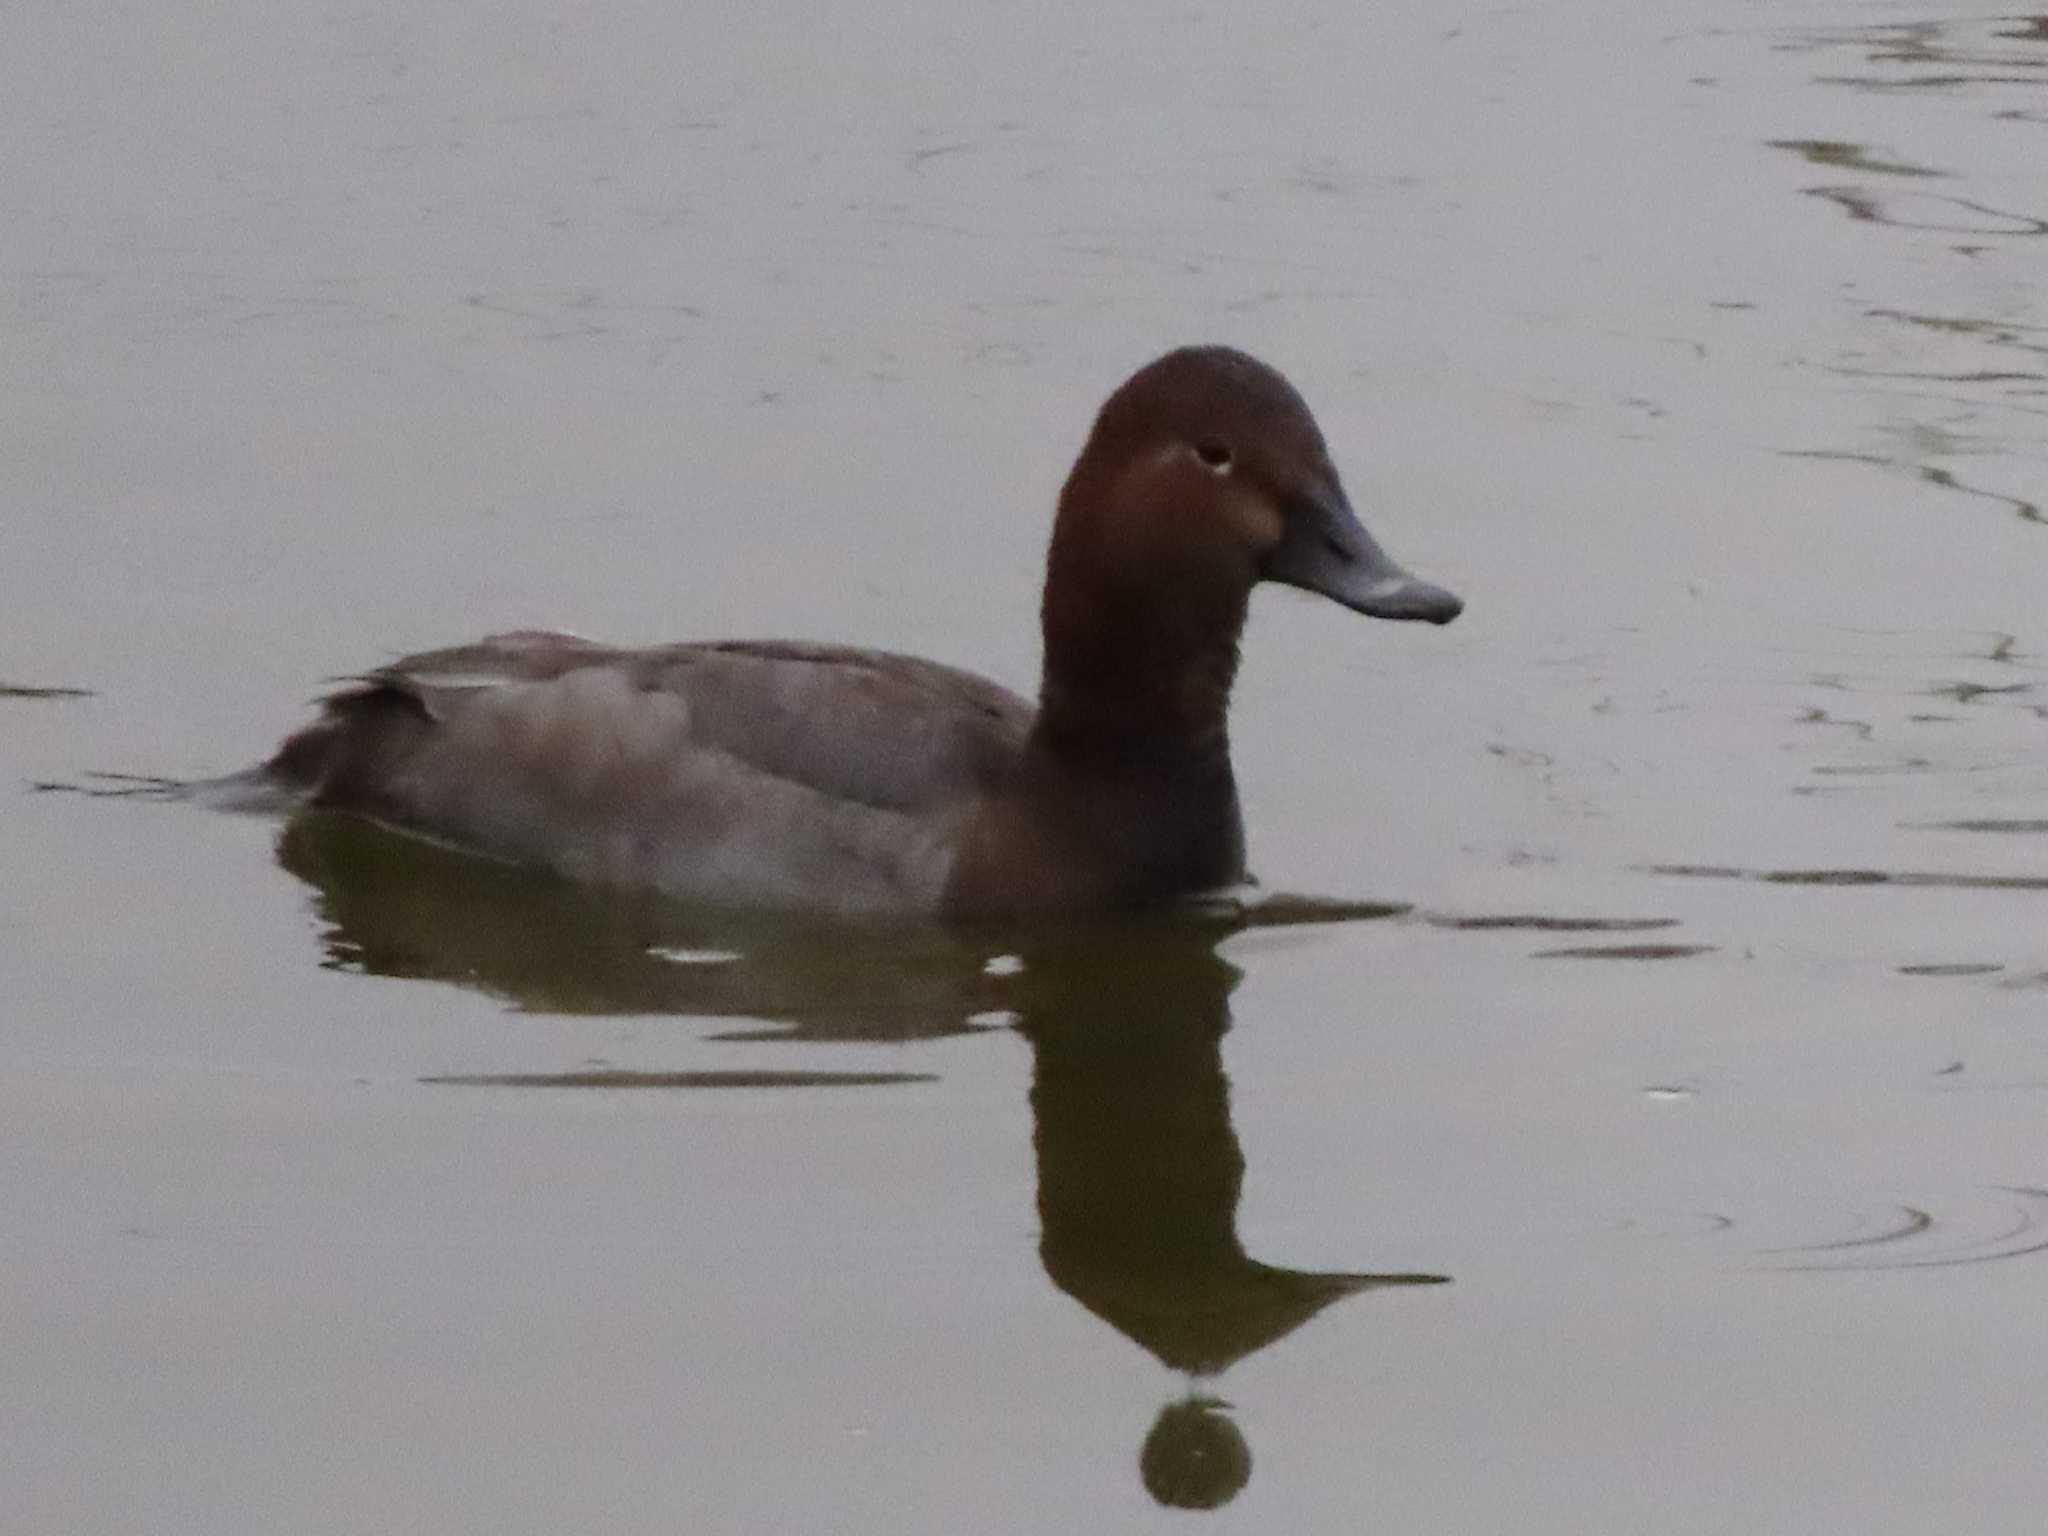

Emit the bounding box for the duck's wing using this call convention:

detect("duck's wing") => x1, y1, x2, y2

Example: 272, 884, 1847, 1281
264, 631, 1034, 909
631, 639, 1034, 812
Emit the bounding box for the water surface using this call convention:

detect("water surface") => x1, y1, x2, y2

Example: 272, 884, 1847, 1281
5, 2, 2047, 1530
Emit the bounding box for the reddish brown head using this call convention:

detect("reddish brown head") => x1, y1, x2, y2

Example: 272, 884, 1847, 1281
1037, 346, 1460, 756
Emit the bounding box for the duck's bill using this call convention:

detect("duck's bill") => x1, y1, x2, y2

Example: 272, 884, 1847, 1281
1264, 492, 1463, 625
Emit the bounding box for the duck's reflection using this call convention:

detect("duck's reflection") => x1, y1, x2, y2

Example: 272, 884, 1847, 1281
279, 813, 1448, 1509
279, 812, 1000, 1041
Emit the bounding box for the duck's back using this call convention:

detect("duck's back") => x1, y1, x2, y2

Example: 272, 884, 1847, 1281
269, 630, 1033, 914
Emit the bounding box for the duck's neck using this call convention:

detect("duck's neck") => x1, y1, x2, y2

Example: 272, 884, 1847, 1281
1033, 644, 1241, 771
1024, 562, 1251, 899
1033, 573, 1248, 769
1032, 456, 1252, 765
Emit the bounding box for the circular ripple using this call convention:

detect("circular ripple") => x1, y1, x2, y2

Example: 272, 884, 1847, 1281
1622, 1188, 2048, 1271
1759, 1188, 2048, 1271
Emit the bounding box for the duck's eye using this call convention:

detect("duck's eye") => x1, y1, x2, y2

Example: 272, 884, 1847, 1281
1194, 440, 1234, 474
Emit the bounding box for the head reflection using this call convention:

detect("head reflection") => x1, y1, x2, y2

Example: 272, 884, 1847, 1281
1141, 1394, 1252, 1511
279, 815, 1446, 1508
1012, 922, 1445, 1507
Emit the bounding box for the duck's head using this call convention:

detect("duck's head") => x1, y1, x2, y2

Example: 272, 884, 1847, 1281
1046, 347, 1463, 661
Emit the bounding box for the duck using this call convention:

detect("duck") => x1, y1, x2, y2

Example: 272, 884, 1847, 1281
257, 347, 1461, 920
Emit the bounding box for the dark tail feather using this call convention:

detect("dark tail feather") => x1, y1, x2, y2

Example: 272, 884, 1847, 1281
256, 682, 437, 811
264, 713, 348, 794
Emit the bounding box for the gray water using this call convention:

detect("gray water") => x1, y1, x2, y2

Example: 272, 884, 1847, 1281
5, 3, 2046, 1531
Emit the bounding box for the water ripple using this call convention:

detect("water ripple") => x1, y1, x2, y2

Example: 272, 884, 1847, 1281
1426, 913, 1679, 934
1764, 1188, 2048, 1272
1534, 943, 1716, 961
1917, 818, 2048, 834
1627, 1189, 2048, 1271
1803, 185, 2048, 236
0, 681, 93, 700
1759, 1203, 1932, 1256
1649, 863, 2048, 893
423, 1069, 939, 1089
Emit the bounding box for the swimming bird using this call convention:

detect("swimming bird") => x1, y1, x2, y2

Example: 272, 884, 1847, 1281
258, 347, 1461, 919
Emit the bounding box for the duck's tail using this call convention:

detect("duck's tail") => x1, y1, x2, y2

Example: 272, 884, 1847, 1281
31, 679, 429, 814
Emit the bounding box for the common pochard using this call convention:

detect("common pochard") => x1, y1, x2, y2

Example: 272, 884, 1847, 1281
259, 347, 1461, 919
